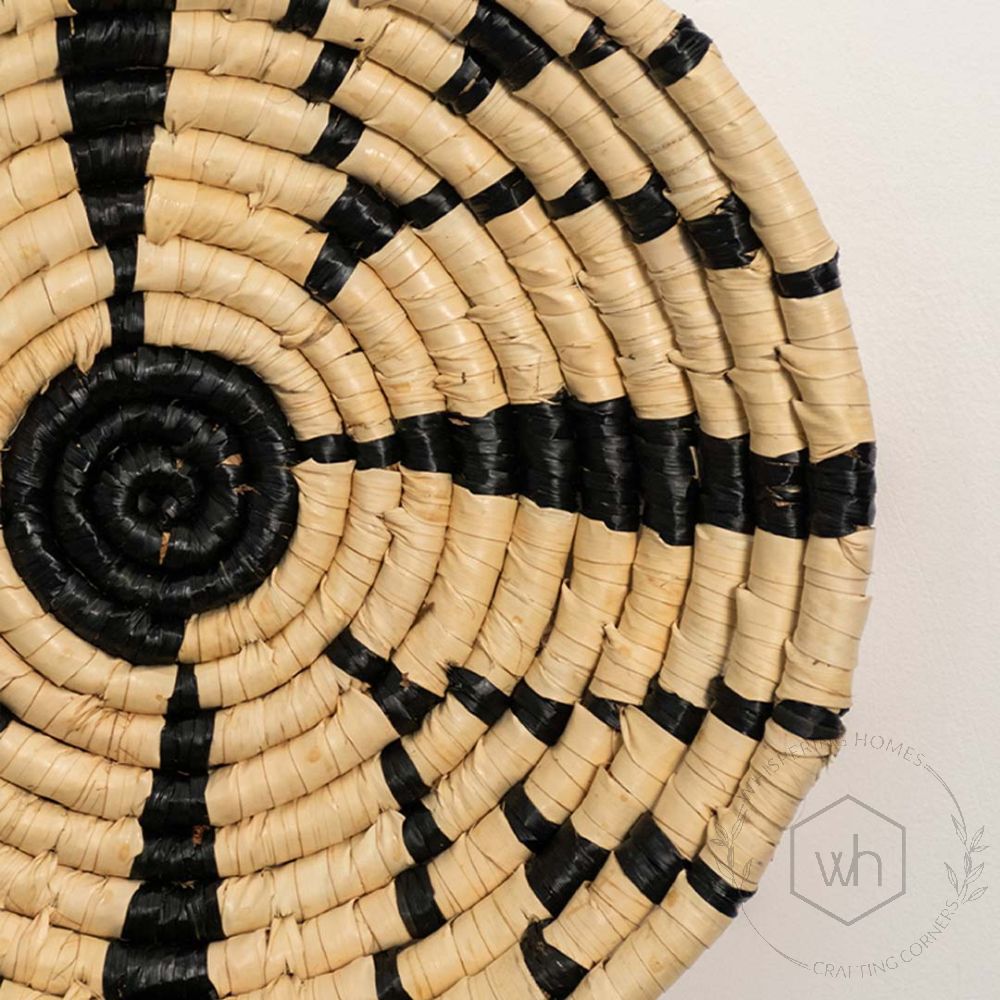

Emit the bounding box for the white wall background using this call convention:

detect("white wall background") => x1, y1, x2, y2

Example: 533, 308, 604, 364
664, 2, 1000, 998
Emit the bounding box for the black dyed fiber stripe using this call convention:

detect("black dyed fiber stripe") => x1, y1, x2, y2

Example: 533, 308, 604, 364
56, 13, 171, 72
460, 0, 557, 91
521, 920, 588, 999
401, 180, 462, 230
80, 184, 146, 245
616, 813, 686, 903
647, 15, 712, 87
501, 781, 561, 853
64, 70, 168, 132
106, 238, 139, 296
297, 432, 353, 464
373, 947, 412, 1000
582, 692, 623, 731
685, 193, 762, 269
698, 431, 755, 535
808, 443, 877, 538
448, 666, 509, 725
296, 42, 356, 102
355, 432, 402, 470
467, 168, 536, 224
514, 396, 577, 512
121, 881, 224, 944
435, 53, 495, 115
526, 821, 609, 914
140, 772, 210, 832
108, 293, 145, 347
108, 237, 140, 294
130, 828, 219, 881
68, 126, 156, 186
752, 450, 808, 539
167, 664, 201, 717
710, 682, 771, 741
633, 413, 698, 547
614, 173, 679, 243
306, 106, 365, 168
402, 802, 452, 864
774, 700, 846, 742
642, 682, 706, 745
513, 393, 580, 512
452, 72, 497, 116
510, 681, 573, 747
320, 177, 403, 259
395, 865, 447, 938
450, 406, 518, 495
159, 711, 214, 774
436, 54, 479, 105
381, 739, 431, 806
277, 0, 330, 35
103, 942, 217, 1000
570, 396, 640, 533
687, 857, 755, 917
396, 411, 453, 474
569, 19, 621, 69
371, 665, 442, 736
326, 628, 391, 684
304, 233, 358, 303
776, 252, 843, 299
543, 170, 608, 221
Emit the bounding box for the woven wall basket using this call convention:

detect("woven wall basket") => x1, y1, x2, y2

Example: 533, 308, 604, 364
0, 0, 877, 997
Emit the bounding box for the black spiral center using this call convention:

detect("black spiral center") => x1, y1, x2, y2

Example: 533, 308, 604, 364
1, 346, 300, 664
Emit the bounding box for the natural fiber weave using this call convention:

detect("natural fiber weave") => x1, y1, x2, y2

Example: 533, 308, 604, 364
0, 1, 875, 998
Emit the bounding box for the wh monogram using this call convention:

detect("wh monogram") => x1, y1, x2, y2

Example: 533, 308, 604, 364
791, 795, 906, 925
815, 834, 885, 888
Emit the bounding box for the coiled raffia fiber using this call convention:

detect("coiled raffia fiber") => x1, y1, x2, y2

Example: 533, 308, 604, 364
0, 0, 876, 998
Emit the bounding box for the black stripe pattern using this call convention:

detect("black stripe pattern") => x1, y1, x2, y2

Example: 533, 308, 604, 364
0, 7, 878, 994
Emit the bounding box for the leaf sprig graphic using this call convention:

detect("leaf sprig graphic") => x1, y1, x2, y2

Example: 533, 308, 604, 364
711, 803, 755, 890
945, 814, 988, 906
923, 762, 989, 908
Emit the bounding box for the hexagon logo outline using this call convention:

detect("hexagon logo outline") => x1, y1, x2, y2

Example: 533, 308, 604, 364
789, 793, 906, 926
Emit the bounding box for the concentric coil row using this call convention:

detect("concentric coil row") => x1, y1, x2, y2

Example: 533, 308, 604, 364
0, 1, 876, 999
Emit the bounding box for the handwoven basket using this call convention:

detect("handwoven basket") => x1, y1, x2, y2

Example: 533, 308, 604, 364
0, 1, 876, 998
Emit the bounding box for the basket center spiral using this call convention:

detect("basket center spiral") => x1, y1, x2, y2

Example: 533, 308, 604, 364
1, 345, 300, 665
